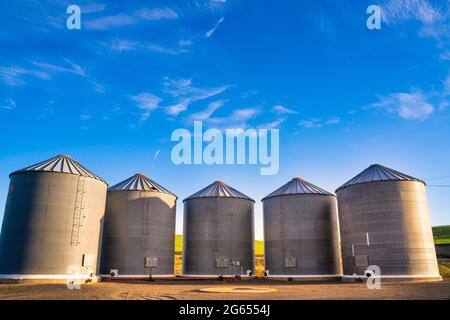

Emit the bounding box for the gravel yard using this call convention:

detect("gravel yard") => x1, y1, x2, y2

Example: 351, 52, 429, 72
0, 278, 449, 300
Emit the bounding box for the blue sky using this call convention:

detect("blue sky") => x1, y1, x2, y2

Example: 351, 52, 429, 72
0, 0, 449, 239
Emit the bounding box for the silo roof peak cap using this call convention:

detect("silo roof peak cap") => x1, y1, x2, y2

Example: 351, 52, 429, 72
184, 180, 254, 202
262, 177, 333, 201
9, 154, 106, 184
336, 164, 425, 192
109, 174, 177, 197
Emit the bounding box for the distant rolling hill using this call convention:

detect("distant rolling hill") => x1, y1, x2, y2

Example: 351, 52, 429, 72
175, 235, 264, 256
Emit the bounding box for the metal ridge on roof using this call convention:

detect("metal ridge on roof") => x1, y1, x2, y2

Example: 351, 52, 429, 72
109, 173, 177, 197
184, 180, 254, 202
10, 155, 106, 183
336, 164, 425, 192
262, 177, 334, 201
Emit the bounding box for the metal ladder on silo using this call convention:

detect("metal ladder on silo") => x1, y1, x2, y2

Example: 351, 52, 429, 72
70, 177, 86, 245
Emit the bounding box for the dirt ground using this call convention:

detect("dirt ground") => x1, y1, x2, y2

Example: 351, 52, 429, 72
0, 278, 449, 300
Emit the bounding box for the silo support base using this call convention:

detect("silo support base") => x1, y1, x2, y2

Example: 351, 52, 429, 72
265, 275, 342, 281
342, 275, 443, 283
100, 274, 176, 281
0, 274, 100, 284
179, 275, 257, 280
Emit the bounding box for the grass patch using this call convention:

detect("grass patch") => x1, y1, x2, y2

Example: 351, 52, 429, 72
438, 262, 450, 277
433, 225, 450, 245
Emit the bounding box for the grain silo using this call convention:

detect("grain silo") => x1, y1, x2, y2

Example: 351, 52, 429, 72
262, 178, 341, 280
336, 164, 441, 281
182, 181, 255, 277
99, 174, 177, 279
0, 155, 107, 282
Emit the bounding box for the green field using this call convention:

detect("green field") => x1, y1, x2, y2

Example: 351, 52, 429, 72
175, 235, 264, 256
433, 225, 450, 245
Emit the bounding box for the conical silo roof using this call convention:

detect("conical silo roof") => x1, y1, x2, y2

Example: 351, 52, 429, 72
109, 173, 177, 197
336, 164, 425, 192
262, 177, 333, 201
10, 154, 106, 183
184, 180, 254, 202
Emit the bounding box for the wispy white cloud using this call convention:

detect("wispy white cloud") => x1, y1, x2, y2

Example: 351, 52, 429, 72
79, 114, 91, 121
166, 99, 191, 116
131, 93, 162, 110
107, 39, 138, 52
258, 117, 286, 129
104, 39, 189, 55
241, 90, 258, 98
0, 59, 89, 87
154, 149, 161, 160
195, 0, 228, 12
85, 7, 178, 30
0, 66, 50, 86
439, 51, 450, 60
135, 8, 178, 20
189, 99, 225, 120
30, 59, 86, 76
90, 80, 105, 93
85, 14, 136, 30
179, 39, 194, 47
208, 108, 259, 128
1, 99, 16, 111
273, 105, 298, 114
381, 0, 443, 25
36, 106, 55, 119
365, 90, 434, 120
163, 77, 229, 116
81, 3, 107, 14
381, 0, 450, 47
299, 117, 340, 129
131, 92, 162, 121
163, 78, 228, 99
144, 43, 189, 55
325, 117, 340, 125
205, 17, 224, 38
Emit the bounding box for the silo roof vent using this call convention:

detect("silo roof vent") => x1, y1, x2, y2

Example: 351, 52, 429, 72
10, 154, 106, 183
184, 180, 254, 202
336, 164, 425, 192
262, 177, 333, 201
109, 174, 177, 197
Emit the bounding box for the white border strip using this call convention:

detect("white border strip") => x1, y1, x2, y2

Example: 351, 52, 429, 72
0, 274, 94, 280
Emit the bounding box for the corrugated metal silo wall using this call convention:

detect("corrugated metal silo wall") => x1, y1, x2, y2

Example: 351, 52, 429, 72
183, 197, 254, 275
263, 194, 341, 276
0, 172, 107, 276
337, 181, 440, 277
100, 191, 176, 275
